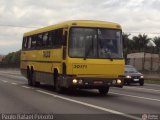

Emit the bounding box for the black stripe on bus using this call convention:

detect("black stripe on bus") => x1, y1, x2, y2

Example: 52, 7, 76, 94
21, 60, 61, 63
21, 68, 53, 74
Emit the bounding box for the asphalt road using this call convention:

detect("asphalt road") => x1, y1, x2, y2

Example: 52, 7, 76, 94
0, 70, 160, 120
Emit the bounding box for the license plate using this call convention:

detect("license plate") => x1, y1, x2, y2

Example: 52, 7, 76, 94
134, 79, 139, 81
94, 81, 103, 84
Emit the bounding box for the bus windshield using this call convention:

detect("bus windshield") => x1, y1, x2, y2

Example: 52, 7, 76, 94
69, 27, 123, 59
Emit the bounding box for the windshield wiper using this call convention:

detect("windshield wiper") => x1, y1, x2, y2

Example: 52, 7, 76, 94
103, 49, 113, 61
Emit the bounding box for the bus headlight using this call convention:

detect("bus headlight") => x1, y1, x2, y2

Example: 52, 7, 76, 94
72, 79, 78, 84
117, 79, 122, 84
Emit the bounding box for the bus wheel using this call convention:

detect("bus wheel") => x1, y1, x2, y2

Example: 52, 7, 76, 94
27, 69, 33, 86
31, 69, 40, 87
98, 87, 109, 96
32, 77, 40, 87
55, 76, 64, 93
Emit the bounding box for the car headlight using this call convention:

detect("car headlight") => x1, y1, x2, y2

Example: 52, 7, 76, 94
126, 75, 131, 78
140, 76, 144, 78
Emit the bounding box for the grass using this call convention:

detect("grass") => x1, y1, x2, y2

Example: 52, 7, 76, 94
145, 79, 160, 85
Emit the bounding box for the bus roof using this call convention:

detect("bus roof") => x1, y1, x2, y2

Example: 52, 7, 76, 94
24, 20, 122, 37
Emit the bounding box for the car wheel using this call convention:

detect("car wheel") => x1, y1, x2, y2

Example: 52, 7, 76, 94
139, 80, 144, 86
126, 82, 130, 85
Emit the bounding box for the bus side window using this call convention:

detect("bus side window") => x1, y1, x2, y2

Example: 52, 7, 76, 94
28, 37, 32, 49
22, 37, 28, 50
48, 32, 53, 47
53, 29, 63, 47
52, 30, 56, 47
31, 36, 36, 48
43, 33, 49, 48
57, 29, 63, 46
37, 34, 43, 48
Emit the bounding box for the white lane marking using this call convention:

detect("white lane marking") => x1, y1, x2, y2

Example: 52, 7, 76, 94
125, 86, 160, 93
2, 80, 8, 83
8, 74, 27, 80
36, 90, 140, 120
0, 73, 27, 81
110, 92, 160, 102
11, 82, 17, 85
22, 86, 31, 89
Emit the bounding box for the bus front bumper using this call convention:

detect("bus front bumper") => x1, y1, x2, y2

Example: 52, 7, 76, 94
60, 76, 124, 89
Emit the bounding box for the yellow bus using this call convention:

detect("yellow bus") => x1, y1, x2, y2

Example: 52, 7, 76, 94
21, 20, 124, 95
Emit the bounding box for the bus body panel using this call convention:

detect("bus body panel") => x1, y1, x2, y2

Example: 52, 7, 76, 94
21, 48, 63, 73
20, 20, 124, 92
66, 58, 124, 77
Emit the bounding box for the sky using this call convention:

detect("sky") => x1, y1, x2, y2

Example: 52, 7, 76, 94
0, 0, 160, 55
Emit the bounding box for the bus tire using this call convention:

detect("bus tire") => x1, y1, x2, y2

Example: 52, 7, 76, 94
32, 77, 40, 87
31, 68, 40, 87
54, 70, 64, 93
98, 87, 109, 96
27, 68, 33, 86
56, 77, 65, 93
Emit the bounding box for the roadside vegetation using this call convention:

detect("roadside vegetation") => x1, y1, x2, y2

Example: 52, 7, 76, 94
0, 50, 21, 68
123, 33, 160, 61
145, 79, 160, 84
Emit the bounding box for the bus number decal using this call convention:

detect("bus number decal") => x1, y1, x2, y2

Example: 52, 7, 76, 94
73, 65, 87, 69
43, 51, 51, 58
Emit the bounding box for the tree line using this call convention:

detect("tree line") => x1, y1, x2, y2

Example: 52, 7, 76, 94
123, 33, 160, 60
0, 50, 21, 68
1, 33, 160, 68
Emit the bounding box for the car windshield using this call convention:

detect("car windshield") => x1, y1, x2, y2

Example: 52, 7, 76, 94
69, 27, 123, 59
125, 65, 138, 73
